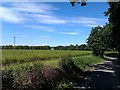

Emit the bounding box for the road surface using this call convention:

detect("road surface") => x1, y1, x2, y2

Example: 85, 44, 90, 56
73, 56, 120, 90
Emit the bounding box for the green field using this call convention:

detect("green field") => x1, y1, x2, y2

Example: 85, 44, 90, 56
2, 50, 93, 71
2, 50, 105, 71
2, 50, 104, 89
2, 50, 91, 65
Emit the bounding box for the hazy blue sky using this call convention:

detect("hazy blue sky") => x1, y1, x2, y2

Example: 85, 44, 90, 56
1, 2, 109, 46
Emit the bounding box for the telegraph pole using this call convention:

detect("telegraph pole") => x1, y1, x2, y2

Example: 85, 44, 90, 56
14, 36, 15, 50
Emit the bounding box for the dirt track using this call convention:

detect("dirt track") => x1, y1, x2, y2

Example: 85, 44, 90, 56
73, 56, 120, 90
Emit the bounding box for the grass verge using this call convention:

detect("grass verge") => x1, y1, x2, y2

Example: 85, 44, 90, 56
73, 55, 105, 71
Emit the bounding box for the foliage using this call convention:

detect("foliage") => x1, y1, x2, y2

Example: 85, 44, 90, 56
2, 70, 13, 90
87, 24, 112, 57
54, 44, 90, 50
58, 55, 84, 81
2, 45, 51, 50
55, 81, 73, 89
59, 55, 84, 75
69, 0, 87, 6
73, 55, 104, 71
2, 67, 63, 89
105, 2, 120, 55
59, 55, 74, 73
87, 26, 104, 57
2, 44, 90, 50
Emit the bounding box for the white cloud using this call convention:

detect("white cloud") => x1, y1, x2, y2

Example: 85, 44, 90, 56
11, 2, 58, 14
70, 19, 97, 24
33, 14, 66, 24
0, 7, 25, 23
70, 20, 96, 24
60, 32, 79, 35
84, 24, 98, 27
80, 17, 106, 21
69, 17, 107, 27
24, 25, 54, 32
1, 2, 59, 24
1, 2, 107, 26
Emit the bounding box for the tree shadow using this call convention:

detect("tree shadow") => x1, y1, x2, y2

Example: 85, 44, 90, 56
78, 71, 119, 90
105, 53, 119, 58
74, 53, 120, 90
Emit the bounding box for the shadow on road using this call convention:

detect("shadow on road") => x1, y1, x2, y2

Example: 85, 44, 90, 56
105, 53, 119, 58
73, 53, 120, 90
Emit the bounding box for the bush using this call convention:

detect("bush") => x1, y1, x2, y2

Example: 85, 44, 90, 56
2, 70, 13, 90
59, 55, 83, 76
92, 48, 104, 57
2, 67, 64, 89
59, 55, 73, 74
55, 81, 73, 89
73, 55, 104, 71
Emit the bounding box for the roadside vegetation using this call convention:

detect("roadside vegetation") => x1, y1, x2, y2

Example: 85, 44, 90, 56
2, 50, 105, 89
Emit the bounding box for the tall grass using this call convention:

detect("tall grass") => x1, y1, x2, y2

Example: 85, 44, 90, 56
2, 55, 104, 75
73, 55, 104, 71
2, 50, 91, 65
2, 59, 59, 72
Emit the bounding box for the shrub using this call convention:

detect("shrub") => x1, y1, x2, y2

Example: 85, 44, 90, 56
2, 70, 13, 90
59, 55, 73, 74
55, 81, 73, 89
59, 55, 83, 76
2, 67, 64, 89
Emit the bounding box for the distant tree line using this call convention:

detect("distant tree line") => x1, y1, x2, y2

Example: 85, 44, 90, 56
2, 44, 91, 50
54, 44, 90, 50
2, 45, 51, 50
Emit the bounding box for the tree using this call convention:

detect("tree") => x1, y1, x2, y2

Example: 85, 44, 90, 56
70, 44, 75, 50
69, 0, 87, 6
102, 23, 113, 50
105, 2, 120, 55
87, 26, 103, 57
87, 24, 112, 57
75, 44, 79, 50
79, 44, 87, 50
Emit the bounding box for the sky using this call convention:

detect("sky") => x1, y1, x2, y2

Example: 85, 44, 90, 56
1, 2, 109, 46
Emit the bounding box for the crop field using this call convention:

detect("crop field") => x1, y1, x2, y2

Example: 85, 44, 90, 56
2, 50, 91, 65
2, 50, 104, 89
2, 50, 105, 72
2, 50, 94, 73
